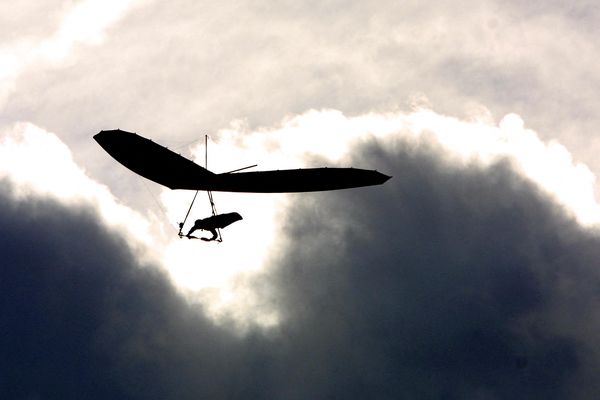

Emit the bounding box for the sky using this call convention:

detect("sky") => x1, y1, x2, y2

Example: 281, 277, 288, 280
3, 1, 600, 398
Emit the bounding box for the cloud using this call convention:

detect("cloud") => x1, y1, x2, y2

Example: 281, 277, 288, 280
0, 180, 256, 399
209, 109, 600, 226
9, 0, 595, 216
4, 0, 600, 396
92, 107, 600, 331
3, 1, 600, 225
3, 112, 600, 398
267, 137, 600, 398
0, 0, 140, 108
0, 122, 160, 262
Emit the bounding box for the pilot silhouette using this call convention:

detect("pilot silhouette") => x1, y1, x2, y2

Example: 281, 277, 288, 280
186, 212, 243, 241
187, 219, 218, 241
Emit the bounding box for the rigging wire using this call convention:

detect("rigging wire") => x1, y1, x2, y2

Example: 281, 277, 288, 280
140, 178, 178, 234
178, 190, 199, 237
177, 134, 222, 242
205, 134, 223, 242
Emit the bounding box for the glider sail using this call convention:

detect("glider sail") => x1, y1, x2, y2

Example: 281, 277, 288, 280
94, 129, 391, 192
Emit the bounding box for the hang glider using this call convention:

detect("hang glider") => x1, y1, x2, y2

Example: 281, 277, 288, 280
94, 129, 390, 242
94, 129, 391, 193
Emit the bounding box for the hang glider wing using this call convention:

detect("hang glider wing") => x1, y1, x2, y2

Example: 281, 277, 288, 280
94, 129, 390, 192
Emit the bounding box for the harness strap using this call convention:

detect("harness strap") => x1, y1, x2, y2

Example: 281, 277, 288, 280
207, 190, 222, 242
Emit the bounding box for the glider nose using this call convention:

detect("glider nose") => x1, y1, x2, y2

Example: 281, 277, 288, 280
94, 129, 136, 160
93, 130, 118, 152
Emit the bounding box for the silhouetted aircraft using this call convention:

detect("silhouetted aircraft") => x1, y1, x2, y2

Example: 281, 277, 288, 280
94, 129, 390, 241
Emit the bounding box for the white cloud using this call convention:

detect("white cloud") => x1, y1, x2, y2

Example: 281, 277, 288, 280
205, 108, 600, 227
0, 0, 140, 107
38, 0, 139, 63
0, 122, 159, 262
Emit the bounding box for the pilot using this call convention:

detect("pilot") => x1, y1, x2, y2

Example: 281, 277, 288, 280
182, 212, 242, 242
186, 217, 219, 241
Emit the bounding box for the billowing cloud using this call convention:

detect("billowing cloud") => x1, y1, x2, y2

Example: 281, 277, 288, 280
157, 108, 600, 328
0, 122, 160, 261
269, 139, 598, 398
3, 110, 600, 398
0, 179, 261, 399
6, 0, 600, 179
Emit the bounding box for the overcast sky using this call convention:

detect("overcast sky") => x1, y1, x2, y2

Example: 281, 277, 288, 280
3, 1, 600, 398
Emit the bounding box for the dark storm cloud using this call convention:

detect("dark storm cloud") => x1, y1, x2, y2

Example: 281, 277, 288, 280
0, 181, 274, 399
3, 135, 600, 399
269, 138, 600, 399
